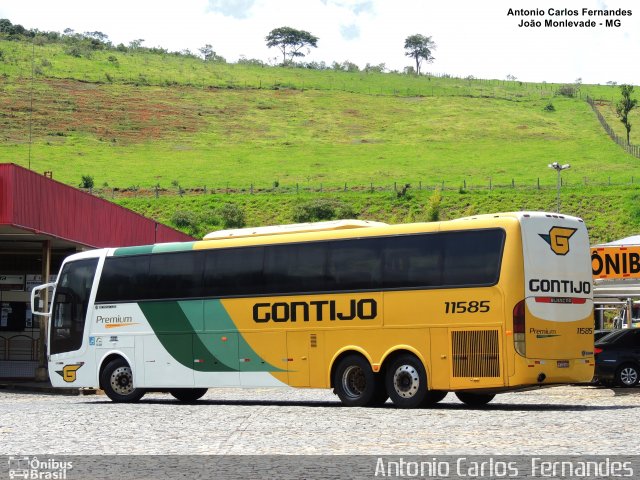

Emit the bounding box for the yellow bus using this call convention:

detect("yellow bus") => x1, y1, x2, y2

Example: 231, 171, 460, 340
31, 212, 594, 408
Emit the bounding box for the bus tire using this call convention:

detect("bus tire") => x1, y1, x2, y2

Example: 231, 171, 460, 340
421, 390, 447, 407
170, 388, 209, 402
333, 354, 380, 407
385, 354, 428, 409
100, 358, 145, 403
455, 392, 495, 407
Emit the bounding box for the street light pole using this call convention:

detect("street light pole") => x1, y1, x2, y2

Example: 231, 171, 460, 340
548, 162, 570, 212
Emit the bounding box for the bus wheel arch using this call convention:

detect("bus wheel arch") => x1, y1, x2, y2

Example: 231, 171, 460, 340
99, 355, 145, 403
331, 351, 387, 407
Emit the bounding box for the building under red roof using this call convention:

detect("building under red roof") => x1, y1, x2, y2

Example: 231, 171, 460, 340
0, 163, 193, 380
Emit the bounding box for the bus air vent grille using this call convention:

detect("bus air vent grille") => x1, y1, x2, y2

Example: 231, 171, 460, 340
451, 330, 500, 378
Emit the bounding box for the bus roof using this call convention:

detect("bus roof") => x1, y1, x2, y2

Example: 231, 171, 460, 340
203, 220, 388, 240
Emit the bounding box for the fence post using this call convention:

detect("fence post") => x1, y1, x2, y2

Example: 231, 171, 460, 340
489, 178, 492, 190
537, 178, 540, 190
512, 179, 515, 188
250, 183, 253, 194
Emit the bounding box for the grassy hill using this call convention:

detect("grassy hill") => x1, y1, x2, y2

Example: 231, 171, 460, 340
1, 36, 639, 244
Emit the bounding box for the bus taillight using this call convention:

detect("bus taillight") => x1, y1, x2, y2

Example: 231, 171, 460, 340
513, 300, 526, 357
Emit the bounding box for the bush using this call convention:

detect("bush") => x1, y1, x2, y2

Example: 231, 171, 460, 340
219, 203, 245, 228
544, 102, 556, 112
426, 189, 442, 222
292, 199, 355, 222
171, 209, 198, 229
556, 84, 578, 98
79, 175, 94, 189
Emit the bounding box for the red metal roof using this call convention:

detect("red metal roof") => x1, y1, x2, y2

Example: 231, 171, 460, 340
0, 163, 193, 247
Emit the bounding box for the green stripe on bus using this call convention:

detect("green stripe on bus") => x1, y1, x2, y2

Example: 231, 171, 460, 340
152, 242, 197, 253
113, 245, 154, 256
139, 300, 283, 373
114, 242, 196, 256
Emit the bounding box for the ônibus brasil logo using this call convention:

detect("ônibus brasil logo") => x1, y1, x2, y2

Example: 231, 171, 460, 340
539, 227, 577, 256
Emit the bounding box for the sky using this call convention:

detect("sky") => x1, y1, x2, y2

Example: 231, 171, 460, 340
1, 0, 638, 85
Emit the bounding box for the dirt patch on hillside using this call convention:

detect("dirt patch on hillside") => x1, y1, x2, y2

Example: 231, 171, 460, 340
0, 78, 205, 144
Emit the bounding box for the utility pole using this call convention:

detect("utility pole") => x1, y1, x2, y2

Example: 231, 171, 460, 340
548, 162, 570, 212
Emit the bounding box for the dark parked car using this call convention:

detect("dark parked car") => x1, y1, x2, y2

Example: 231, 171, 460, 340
595, 329, 615, 342
594, 329, 640, 387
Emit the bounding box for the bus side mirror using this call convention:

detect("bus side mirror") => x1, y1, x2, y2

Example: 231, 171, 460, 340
30, 282, 56, 317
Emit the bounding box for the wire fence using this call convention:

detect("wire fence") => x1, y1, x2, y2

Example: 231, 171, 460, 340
84, 177, 640, 199
586, 96, 640, 159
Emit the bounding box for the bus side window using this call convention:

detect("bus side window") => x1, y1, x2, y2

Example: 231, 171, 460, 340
264, 243, 328, 294
96, 255, 150, 302
203, 247, 265, 297
382, 234, 442, 288
327, 239, 382, 291
148, 251, 204, 300
441, 230, 504, 286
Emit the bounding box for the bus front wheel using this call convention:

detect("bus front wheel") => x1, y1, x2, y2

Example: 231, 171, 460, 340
385, 354, 428, 409
333, 354, 385, 407
455, 392, 495, 407
170, 388, 209, 402
100, 358, 145, 403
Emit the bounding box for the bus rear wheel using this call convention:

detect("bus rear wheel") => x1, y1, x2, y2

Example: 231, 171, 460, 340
385, 354, 428, 409
455, 392, 495, 407
334, 354, 384, 407
100, 358, 145, 403
170, 388, 209, 402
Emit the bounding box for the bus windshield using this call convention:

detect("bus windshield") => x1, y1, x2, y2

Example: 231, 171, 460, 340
50, 258, 98, 355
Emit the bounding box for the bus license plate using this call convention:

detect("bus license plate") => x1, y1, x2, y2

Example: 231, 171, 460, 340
557, 360, 569, 368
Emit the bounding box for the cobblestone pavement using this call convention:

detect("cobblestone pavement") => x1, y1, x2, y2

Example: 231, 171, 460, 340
1, 385, 638, 455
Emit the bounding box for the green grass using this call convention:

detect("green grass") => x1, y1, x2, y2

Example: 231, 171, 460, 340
1, 78, 638, 190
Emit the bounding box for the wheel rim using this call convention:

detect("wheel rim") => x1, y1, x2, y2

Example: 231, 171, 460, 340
110, 366, 134, 396
341, 365, 366, 399
620, 367, 638, 386
392, 365, 420, 398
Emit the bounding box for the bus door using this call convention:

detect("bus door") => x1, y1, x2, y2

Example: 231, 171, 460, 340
48, 258, 99, 387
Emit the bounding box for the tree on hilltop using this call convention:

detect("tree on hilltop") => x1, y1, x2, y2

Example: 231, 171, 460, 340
198, 44, 225, 63
616, 84, 638, 145
404, 34, 436, 75
266, 27, 318, 65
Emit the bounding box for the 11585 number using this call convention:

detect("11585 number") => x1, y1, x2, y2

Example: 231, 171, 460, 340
444, 301, 490, 314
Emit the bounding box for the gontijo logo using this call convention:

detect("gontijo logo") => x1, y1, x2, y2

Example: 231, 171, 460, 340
539, 226, 577, 255
55, 363, 83, 383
